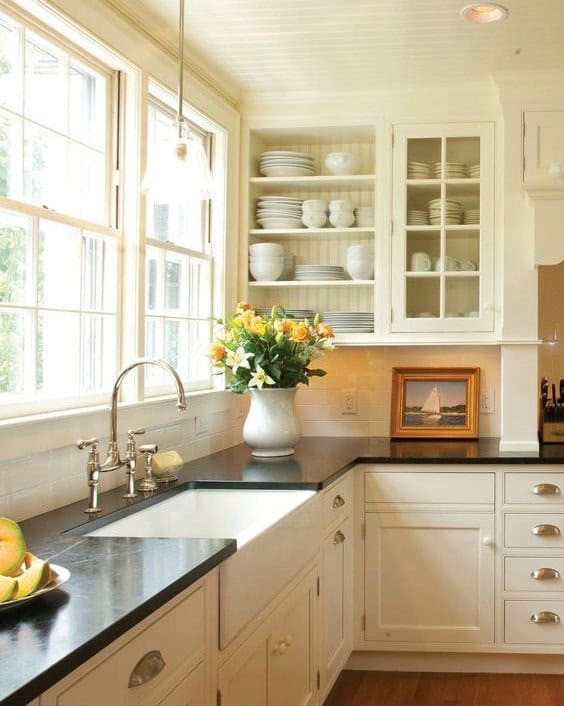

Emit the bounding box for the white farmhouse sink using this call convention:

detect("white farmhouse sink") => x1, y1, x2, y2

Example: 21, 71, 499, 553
87, 488, 322, 647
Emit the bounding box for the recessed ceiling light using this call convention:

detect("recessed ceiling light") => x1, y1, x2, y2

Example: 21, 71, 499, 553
460, 3, 509, 23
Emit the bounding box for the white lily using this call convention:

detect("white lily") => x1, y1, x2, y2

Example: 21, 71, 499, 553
226, 346, 254, 375
248, 364, 275, 389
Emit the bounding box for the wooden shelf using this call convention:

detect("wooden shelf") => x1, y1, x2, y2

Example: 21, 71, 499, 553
405, 271, 480, 277
404, 225, 480, 232
250, 174, 376, 192
406, 178, 480, 186
249, 227, 375, 239
248, 280, 374, 288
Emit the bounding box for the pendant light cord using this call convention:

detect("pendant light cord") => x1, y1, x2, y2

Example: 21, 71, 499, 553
177, 0, 185, 139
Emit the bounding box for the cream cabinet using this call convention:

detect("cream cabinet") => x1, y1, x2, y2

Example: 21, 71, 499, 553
217, 565, 319, 706
523, 111, 564, 185
320, 473, 353, 698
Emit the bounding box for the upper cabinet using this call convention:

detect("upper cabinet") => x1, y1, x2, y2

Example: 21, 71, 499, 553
391, 123, 495, 333
524, 111, 564, 185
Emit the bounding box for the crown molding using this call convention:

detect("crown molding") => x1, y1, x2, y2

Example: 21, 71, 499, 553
494, 69, 564, 107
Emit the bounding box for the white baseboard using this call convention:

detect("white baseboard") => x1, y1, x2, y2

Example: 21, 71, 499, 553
346, 650, 564, 674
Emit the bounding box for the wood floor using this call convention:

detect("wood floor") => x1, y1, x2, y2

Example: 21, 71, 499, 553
324, 670, 564, 706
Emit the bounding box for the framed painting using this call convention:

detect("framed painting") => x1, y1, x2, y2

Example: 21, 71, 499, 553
391, 367, 480, 439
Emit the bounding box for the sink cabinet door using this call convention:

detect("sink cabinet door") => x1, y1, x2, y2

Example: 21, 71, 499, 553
155, 662, 205, 706
321, 516, 352, 698
365, 512, 495, 644
217, 636, 269, 706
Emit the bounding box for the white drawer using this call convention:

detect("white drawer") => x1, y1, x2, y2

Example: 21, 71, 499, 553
505, 513, 564, 548
156, 661, 205, 706
505, 473, 564, 504
365, 472, 494, 505
505, 557, 564, 592
323, 472, 352, 530
505, 600, 564, 644
43, 585, 205, 706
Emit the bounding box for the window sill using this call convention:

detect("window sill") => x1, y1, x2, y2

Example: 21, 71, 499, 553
0, 387, 234, 463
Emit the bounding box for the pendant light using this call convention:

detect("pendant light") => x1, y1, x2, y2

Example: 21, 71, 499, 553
141, 0, 213, 201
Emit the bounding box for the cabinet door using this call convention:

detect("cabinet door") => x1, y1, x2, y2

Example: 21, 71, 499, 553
155, 662, 205, 706
269, 571, 318, 706
217, 636, 269, 706
391, 123, 494, 333
321, 517, 352, 696
524, 111, 564, 184
365, 512, 494, 644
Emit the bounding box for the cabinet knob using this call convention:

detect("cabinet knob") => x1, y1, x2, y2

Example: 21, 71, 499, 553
128, 650, 166, 688
333, 530, 346, 545
530, 611, 560, 624
332, 494, 346, 509
532, 483, 561, 496
531, 567, 561, 580
532, 524, 561, 536
482, 536, 494, 547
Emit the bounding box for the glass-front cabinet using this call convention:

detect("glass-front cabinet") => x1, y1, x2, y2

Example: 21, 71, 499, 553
391, 123, 494, 333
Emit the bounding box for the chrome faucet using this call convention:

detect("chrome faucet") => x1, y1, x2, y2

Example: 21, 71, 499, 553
77, 358, 187, 514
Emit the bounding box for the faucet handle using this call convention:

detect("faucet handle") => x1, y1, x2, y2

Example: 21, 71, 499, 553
139, 443, 158, 455
127, 427, 145, 439
77, 438, 99, 451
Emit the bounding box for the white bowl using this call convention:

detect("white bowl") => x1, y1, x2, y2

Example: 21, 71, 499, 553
249, 260, 284, 281
347, 260, 374, 280
302, 199, 328, 213
329, 210, 355, 228
249, 256, 284, 263
347, 244, 374, 256
355, 214, 375, 227
329, 199, 354, 212
249, 243, 284, 257
302, 212, 327, 229
325, 152, 361, 176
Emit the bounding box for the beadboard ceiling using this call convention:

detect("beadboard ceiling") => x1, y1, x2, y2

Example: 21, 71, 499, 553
108, 0, 564, 104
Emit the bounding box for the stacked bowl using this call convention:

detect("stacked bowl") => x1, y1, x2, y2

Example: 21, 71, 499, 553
433, 162, 467, 179
467, 164, 480, 178
346, 243, 374, 280
302, 199, 328, 229
249, 243, 284, 281
407, 161, 432, 179
256, 196, 303, 230
463, 208, 480, 225
259, 151, 315, 177
428, 198, 462, 225
407, 209, 429, 226
329, 199, 355, 228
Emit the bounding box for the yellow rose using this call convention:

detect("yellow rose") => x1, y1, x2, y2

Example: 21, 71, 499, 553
208, 342, 225, 361
274, 318, 293, 333
291, 322, 310, 343
316, 322, 334, 338
248, 315, 266, 336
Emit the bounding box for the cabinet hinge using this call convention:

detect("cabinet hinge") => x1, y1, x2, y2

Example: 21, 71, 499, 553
362, 615, 366, 631
361, 522, 366, 539
316, 575, 320, 596
317, 670, 321, 690
217, 688, 222, 706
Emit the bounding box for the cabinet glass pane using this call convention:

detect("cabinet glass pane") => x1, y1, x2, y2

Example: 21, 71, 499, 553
407, 138, 440, 180
445, 277, 479, 318
406, 231, 440, 272
406, 184, 439, 226
406, 277, 440, 319
446, 182, 480, 227
446, 137, 480, 176
445, 229, 480, 272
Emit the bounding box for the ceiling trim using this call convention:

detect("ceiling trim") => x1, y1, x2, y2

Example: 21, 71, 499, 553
102, 0, 240, 107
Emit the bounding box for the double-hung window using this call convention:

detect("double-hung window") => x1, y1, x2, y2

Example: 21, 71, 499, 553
143, 86, 213, 394
0, 7, 118, 417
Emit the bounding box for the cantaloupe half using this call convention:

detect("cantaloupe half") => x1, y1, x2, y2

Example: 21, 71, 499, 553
14, 552, 51, 599
0, 517, 27, 576
0, 575, 18, 602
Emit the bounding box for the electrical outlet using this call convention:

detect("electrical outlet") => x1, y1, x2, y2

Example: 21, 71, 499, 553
480, 388, 495, 414
195, 415, 209, 435
341, 389, 357, 415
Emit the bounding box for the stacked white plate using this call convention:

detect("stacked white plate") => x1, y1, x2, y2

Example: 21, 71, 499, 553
407, 161, 432, 179
463, 208, 480, 225
322, 311, 374, 333
294, 265, 347, 281
433, 162, 467, 179
467, 164, 480, 178
256, 308, 314, 320
256, 196, 304, 230
428, 198, 462, 225
259, 151, 315, 177
407, 209, 429, 226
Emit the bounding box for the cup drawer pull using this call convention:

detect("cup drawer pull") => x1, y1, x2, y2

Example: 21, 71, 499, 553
532, 524, 561, 536
530, 611, 560, 624
333, 530, 346, 545
332, 494, 346, 509
128, 650, 166, 688
531, 567, 561, 580
532, 483, 561, 496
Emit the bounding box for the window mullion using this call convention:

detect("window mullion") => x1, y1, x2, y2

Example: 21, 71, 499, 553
29, 216, 39, 397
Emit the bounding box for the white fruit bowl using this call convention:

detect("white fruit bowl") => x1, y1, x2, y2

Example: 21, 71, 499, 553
325, 152, 361, 176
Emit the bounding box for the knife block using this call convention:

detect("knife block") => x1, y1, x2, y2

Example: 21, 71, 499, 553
540, 406, 564, 443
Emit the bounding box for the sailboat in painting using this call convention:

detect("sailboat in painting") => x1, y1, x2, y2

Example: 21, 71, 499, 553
421, 386, 442, 422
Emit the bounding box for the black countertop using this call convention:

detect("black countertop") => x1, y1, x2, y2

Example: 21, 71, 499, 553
2, 435, 564, 705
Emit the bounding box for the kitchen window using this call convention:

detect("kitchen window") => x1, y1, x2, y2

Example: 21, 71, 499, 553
143, 90, 213, 395
0, 6, 118, 418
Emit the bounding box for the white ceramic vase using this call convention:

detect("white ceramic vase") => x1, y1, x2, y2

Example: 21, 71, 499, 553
243, 388, 302, 457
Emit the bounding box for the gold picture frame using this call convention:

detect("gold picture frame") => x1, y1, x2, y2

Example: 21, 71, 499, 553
391, 367, 480, 439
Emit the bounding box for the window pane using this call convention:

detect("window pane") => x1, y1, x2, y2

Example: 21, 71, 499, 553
188, 258, 211, 319
144, 316, 163, 385
0, 108, 22, 200
146, 245, 162, 313
188, 320, 210, 382
0, 309, 27, 394
67, 141, 105, 222
0, 15, 21, 112
38, 220, 81, 309
0, 210, 31, 304
23, 122, 66, 210
37, 310, 80, 395
24, 32, 65, 131
81, 313, 115, 392
82, 233, 117, 313
69, 59, 106, 150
